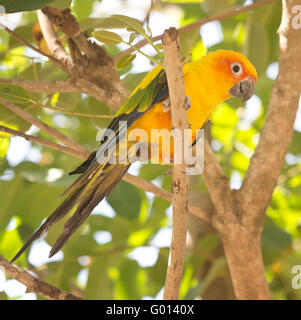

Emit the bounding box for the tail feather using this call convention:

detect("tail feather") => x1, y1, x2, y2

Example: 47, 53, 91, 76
12, 163, 130, 262
11, 186, 84, 263
49, 164, 130, 258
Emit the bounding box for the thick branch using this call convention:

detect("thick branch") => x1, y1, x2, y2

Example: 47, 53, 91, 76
39, 7, 129, 109
205, 0, 300, 300
0, 256, 82, 300
162, 28, 189, 300
37, 10, 74, 70
239, 0, 301, 225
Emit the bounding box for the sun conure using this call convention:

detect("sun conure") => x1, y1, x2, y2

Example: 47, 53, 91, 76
12, 50, 257, 262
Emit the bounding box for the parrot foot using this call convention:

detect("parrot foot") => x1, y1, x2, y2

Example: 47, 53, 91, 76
185, 96, 191, 110
162, 97, 171, 112
163, 96, 190, 112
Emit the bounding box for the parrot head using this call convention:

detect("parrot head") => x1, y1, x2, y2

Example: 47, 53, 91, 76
200, 49, 258, 103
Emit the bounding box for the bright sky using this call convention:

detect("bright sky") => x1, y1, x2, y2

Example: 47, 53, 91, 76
1, 0, 301, 300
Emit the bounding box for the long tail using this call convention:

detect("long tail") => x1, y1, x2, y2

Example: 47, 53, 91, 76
11, 163, 130, 262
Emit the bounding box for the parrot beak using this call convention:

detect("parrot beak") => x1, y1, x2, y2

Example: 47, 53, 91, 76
229, 77, 255, 103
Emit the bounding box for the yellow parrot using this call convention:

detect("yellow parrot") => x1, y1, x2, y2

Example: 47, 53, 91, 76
12, 49, 257, 262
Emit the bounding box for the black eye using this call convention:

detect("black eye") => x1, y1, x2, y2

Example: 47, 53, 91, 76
231, 62, 243, 76
233, 64, 240, 73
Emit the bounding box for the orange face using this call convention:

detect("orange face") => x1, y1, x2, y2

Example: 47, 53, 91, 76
210, 50, 257, 82
206, 50, 257, 102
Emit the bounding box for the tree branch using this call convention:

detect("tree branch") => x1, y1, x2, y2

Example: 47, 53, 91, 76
162, 28, 189, 300
37, 10, 74, 70
0, 98, 89, 157
37, 7, 129, 109
0, 78, 77, 93
0, 78, 123, 110
0, 125, 82, 159
123, 174, 210, 222
239, 0, 301, 225
1, 23, 62, 66
0, 255, 83, 300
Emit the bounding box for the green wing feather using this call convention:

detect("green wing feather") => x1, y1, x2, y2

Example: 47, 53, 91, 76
70, 65, 169, 174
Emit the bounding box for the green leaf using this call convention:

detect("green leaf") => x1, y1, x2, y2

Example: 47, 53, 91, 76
48, 0, 71, 9
107, 180, 141, 220
92, 30, 123, 45
115, 54, 136, 70
0, 83, 37, 131
0, 83, 30, 103
289, 131, 301, 155
80, 17, 134, 33
163, 0, 205, 2
139, 163, 170, 181
8, 25, 34, 50
85, 255, 120, 299
179, 28, 202, 59
86, 96, 114, 129
111, 14, 146, 37
0, 175, 23, 231
0, 228, 25, 262
198, 257, 227, 296
0, 0, 54, 13
115, 258, 143, 299
261, 217, 292, 251
244, 18, 269, 75
72, 0, 93, 21
129, 33, 137, 44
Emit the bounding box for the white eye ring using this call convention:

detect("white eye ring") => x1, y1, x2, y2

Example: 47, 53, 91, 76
231, 62, 243, 77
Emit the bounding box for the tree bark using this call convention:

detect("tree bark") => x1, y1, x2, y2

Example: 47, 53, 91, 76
162, 27, 189, 300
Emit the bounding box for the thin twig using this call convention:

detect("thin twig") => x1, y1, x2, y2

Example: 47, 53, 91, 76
0, 255, 83, 300
0, 125, 82, 159
0, 98, 89, 157
0, 23, 62, 66
123, 174, 209, 222
0, 78, 75, 93
113, 0, 279, 62
31, 99, 114, 119
0, 77, 121, 109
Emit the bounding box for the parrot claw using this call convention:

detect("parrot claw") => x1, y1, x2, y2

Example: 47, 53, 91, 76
162, 97, 171, 112
163, 96, 190, 112
185, 96, 191, 110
